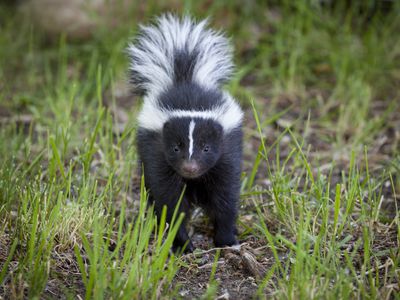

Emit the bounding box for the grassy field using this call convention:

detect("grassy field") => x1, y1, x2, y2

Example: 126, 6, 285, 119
0, 1, 399, 299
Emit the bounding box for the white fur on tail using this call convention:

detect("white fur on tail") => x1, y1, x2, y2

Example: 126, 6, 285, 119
127, 14, 234, 98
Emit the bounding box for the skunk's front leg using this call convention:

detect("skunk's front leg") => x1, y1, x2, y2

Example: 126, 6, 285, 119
173, 211, 194, 253
207, 149, 241, 247
164, 197, 193, 253
150, 183, 194, 253
208, 188, 239, 247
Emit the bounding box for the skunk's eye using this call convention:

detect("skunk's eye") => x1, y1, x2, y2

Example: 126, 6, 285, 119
173, 142, 183, 152
203, 145, 210, 153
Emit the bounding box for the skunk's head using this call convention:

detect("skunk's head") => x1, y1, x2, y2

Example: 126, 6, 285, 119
162, 118, 223, 179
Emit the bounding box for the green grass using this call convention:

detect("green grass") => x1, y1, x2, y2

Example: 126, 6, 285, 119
0, 1, 399, 299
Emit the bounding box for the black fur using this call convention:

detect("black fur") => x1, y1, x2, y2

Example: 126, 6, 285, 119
173, 49, 198, 83
157, 82, 224, 111
137, 123, 242, 252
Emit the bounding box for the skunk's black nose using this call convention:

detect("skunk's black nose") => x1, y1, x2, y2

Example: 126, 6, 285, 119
182, 161, 200, 174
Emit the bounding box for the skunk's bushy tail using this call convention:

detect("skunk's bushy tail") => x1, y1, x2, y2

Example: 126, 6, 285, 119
127, 14, 234, 97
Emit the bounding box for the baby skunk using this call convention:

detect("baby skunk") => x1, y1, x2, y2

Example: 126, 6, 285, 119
128, 15, 243, 252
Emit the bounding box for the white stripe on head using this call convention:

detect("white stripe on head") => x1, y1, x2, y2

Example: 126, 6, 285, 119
188, 120, 195, 159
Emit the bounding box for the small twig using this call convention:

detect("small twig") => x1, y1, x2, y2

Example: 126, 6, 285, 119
363, 258, 393, 277
197, 260, 224, 270
182, 243, 247, 258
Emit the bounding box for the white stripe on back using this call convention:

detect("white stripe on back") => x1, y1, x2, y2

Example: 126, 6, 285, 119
137, 92, 243, 133
188, 120, 195, 159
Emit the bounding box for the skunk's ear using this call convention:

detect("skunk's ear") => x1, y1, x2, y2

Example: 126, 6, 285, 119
217, 123, 223, 137
210, 122, 223, 139
162, 121, 172, 144
163, 121, 171, 131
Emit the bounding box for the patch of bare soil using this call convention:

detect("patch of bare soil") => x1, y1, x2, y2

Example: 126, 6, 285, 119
175, 234, 274, 299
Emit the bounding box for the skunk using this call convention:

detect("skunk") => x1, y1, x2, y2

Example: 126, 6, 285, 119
128, 15, 243, 252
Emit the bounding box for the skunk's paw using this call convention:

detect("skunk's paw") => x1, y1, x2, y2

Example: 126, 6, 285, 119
214, 234, 238, 248
172, 240, 194, 254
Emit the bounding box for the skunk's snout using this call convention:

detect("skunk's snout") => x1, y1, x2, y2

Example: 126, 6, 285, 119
181, 161, 201, 178
182, 161, 200, 173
